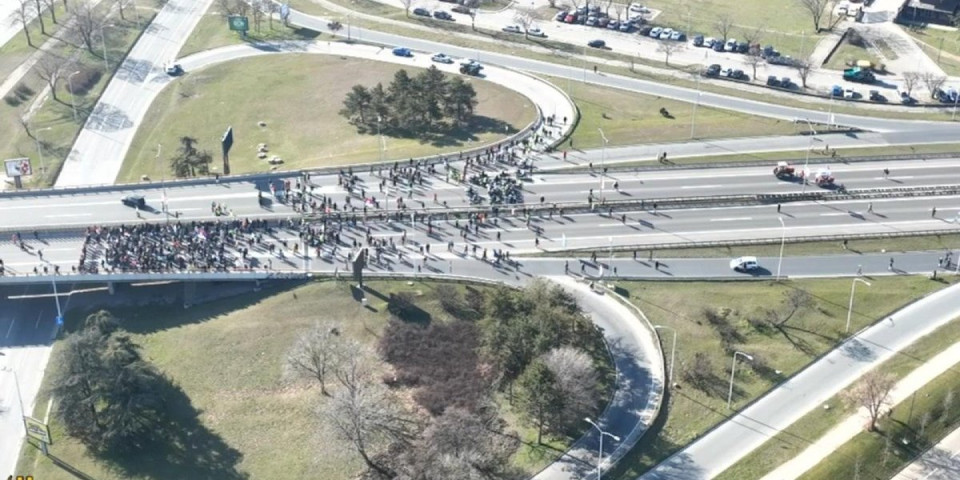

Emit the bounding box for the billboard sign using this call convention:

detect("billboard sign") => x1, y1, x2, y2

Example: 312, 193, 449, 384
4, 158, 32, 177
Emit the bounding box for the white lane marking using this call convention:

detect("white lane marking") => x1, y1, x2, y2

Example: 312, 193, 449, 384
5, 319, 14, 339
710, 217, 752, 222
35, 310, 43, 329
44, 213, 93, 218
820, 213, 849, 216
681, 185, 722, 189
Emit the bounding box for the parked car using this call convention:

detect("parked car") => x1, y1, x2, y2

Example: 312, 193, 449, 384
121, 195, 146, 209
629, 3, 649, 13
831, 85, 844, 97
433, 10, 454, 20
762, 45, 780, 58
431, 53, 454, 63
607, 20, 620, 29
599, 17, 611, 28
703, 36, 716, 48
731, 69, 747, 80
725, 38, 737, 51
565, 14, 577, 23
452, 5, 470, 13
649, 26, 662, 37
392, 47, 413, 57
766, 75, 781, 87
736, 41, 749, 53
165, 63, 183, 76
669, 30, 684, 41
730, 256, 759, 272
585, 16, 598, 26
502, 25, 522, 33
413, 7, 430, 17
704, 63, 721, 77
713, 40, 725, 52
528, 27, 547, 37
619, 22, 633, 32
659, 28, 673, 39
587, 39, 606, 48
869, 89, 886, 102
638, 25, 653, 35
780, 77, 792, 88
555, 10, 568, 21
692, 34, 704, 46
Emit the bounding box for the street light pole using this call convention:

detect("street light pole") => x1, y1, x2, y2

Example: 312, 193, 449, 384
845, 278, 872, 333
654, 325, 677, 383
34, 126, 51, 174
67, 70, 81, 122
100, 24, 115, 72
690, 75, 701, 139
598, 128, 608, 202
585, 417, 620, 480
727, 351, 754, 409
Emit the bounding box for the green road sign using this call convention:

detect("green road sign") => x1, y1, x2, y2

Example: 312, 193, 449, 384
24, 417, 51, 444
228, 15, 249, 32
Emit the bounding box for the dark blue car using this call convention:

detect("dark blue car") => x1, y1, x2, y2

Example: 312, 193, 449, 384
392, 47, 413, 57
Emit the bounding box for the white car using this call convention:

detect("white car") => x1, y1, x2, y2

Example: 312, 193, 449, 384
527, 27, 547, 37
669, 30, 683, 40
649, 26, 662, 38
431, 53, 453, 64
725, 38, 738, 51
730, 256, 759, 272
629, 3, 650, 13
659, 28, 673, 40
844, 88, 859, 99
502, 25, 522, 33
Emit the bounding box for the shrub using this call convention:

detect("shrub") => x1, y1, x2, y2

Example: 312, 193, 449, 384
387, 291, 417, 320
64, 67, 101, 95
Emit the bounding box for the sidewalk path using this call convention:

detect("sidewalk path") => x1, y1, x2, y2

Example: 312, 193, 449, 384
895, 423, 960, 480
760, 341, 960, 480
640, 281, 960, 480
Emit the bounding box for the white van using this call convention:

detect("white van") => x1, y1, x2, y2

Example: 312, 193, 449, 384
730, 256, 759, 272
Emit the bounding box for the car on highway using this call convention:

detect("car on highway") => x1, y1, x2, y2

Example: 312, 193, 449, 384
502, 24, 522, 33
433, 10, 454, 20
527, 27, 547, 37
587, 39, 606, 48
730, 256, 759, 272
121, 195, 146, 209
431, 53, 454, 63
165, 63, 183, 76
392, 47, 413, 57
413, 7, 430, 16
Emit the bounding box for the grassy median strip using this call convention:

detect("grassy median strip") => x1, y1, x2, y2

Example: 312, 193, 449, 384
0, 3, 158, 188
717, 315, 960, 479
177, 3, 322, 58
603, 276, 954, 480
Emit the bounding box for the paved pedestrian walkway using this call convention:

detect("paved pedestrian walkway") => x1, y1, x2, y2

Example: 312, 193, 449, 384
895, 423, 960, 479
760, 340, 960, 480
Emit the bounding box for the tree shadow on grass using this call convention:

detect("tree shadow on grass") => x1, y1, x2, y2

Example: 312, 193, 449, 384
100, 378, 248, 480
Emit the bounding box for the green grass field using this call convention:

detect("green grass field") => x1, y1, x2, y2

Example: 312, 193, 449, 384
177, 3, 324, 58
902, 25, 960, 77
556, 76, 802, 149
17, 279, 605, 478
117, 54, 535, 182
718, 315, 960, 479
0, 4, 153, 188
824, 37, 882, 70
605, 276, 953, 479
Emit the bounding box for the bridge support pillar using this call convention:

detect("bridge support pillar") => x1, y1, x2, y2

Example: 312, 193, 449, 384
108, 282, 115, 295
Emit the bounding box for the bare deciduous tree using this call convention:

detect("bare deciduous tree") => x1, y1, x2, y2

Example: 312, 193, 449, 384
32, 0, 46, 34
400, 0, 413, 17
902, 71, 921, 98
657, 41, 681, 66
514, 8, 535, 39
70, 0, 102, 53
320, 375, 417, 477
740, 25, 766, 48
34, 53, 72, 102
250, 0, 265, 33
745, 48, 764, 81
795, 59, 813, 88
285, 322, 344, 396
542, 346, 598, 427
797, 0, 832, 32
612, 2, 625, 21
466, 0, 480, 31
842, 370, 896, 431
11, 0, 38, 47
114, 0, 128, 20
714, 14, 734, 42
41, 0, 58, 24
920, 71, 947, 99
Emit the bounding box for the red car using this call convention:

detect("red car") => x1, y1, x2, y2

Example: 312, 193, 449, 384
565, 14, 577, 23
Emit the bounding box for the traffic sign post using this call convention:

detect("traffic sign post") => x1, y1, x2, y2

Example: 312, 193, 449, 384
24, 416, 51, 455
228, 15, 249, 36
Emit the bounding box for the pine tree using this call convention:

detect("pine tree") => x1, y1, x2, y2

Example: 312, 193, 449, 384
515, 359, 562, 443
